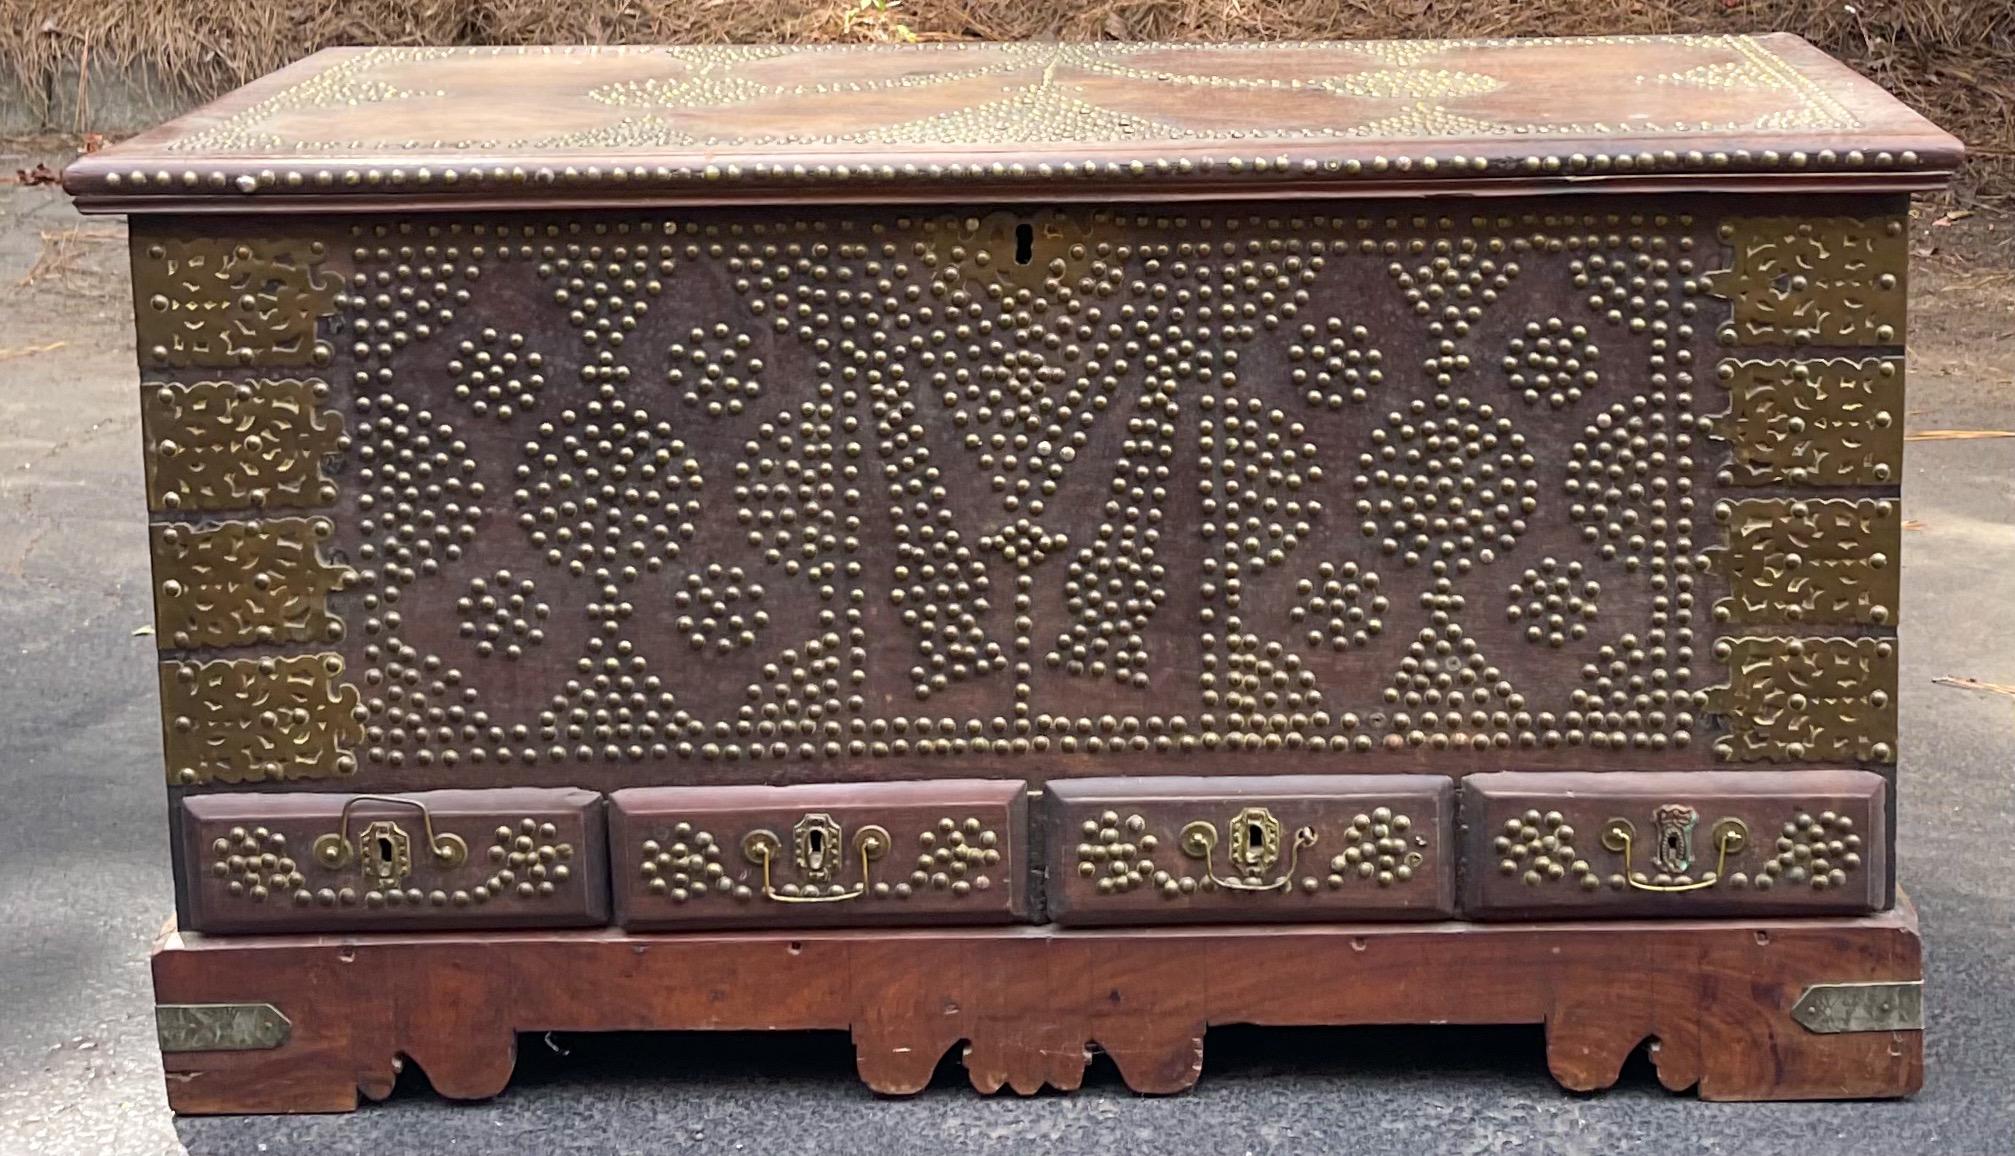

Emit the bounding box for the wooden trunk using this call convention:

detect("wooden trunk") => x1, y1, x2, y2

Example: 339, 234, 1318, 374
66, 33, 1956, 1111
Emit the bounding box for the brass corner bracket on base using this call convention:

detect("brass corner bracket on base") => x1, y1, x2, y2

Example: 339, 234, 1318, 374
156, 1003, 292, 1053
150, 897, 1925, 1113
1792, 981, 1923, 1033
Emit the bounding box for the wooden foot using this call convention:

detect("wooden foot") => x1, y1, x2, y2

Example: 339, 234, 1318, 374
152, 901, 1923, 1114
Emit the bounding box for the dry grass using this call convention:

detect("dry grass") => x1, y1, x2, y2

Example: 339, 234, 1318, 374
4, 0, 2010, 202
1933, 675, 2015, 700
0, 340, 67, 361
15, 223, 122, 293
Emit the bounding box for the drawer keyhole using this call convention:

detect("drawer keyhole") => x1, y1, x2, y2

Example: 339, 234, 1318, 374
1243, 819, 1267, 862
1014, 222, 1034, 266
1661, 827, 1686, 863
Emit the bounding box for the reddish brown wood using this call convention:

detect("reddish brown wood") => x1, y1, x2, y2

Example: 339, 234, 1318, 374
1045, 774, 1455, 925
1460, 770, 1888, 919
180, 788, 610, 933
608, 779, 1030, 929
119, 189, 1918, 802
152, 899, 1922, 1113
64, 36, 1964, 213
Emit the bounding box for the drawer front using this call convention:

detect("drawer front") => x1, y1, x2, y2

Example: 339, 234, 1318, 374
1045, 775, 1455, 925
1460, 771, 1886, 919
610, 779, 1029, 929
180, 788, 609, 932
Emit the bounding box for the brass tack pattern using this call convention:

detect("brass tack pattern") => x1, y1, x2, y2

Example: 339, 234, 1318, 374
1078, 811, 1179, 896
1324, 807, 1423, 889
210, 815, 572, 911
475, 817, 575, 905
903, 815, 999, 899
636, 815, 997, 904
324, 207, 1720, 768
1078, 806, 1425, 898
74, 37, 1924, 208
1496, 809, 1605, 891
208, 825, 304, 903
137, 197, 1911, 780
639, 822, 741, 902
1497, 804, 1862, 894
1726, 810, 1862, 892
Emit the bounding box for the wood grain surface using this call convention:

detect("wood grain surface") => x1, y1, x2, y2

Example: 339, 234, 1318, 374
1459, 770, 1886, 918
151, 900, 1925, 1112
608, 779, 1030, 928
1045, 774, 1455, 924
179, 788, 609, 932
65, 35, 1961, 211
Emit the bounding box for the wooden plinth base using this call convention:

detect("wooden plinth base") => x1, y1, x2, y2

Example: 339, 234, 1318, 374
153, 900, 1923, 1114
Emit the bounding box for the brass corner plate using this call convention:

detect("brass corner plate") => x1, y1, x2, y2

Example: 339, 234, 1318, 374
132, 234, 339, 369
142, 377, 347, 513
158, 653, 364, 784
1709, 636, 1897, 764
150, 516, 356, 649
156, 1002, 293, 1053
1790, 981, 1922, 1034
1705, 215, 1907, 348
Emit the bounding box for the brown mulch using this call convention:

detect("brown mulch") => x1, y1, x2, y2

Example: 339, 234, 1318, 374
3, 0, 2011, 204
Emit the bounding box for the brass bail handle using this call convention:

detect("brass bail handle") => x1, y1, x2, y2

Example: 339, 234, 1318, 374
1179, 819, 1318, 893
312, 795, 469, 870
1601, 817, 1748, 893
742, 825, 890, 903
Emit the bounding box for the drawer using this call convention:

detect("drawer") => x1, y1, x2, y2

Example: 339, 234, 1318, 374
1460, 771, 1887, 919
180, 789, 610, 932
610, 780, 1030, 930
1044, 775, 1455, 926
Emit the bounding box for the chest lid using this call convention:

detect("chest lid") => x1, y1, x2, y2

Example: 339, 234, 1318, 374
65, 34, 1957, 212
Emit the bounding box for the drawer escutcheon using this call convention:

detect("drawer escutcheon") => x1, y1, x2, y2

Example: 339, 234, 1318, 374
312, 795, 470, 886
1600, 810, 1750, 893
742, 817, 890, 904
1180, 807, 1319, 893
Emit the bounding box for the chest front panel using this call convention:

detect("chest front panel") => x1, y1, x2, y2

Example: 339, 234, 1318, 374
137, 196, 1903, 794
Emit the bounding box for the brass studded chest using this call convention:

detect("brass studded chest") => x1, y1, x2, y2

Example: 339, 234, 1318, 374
67, 35, 1956, 1109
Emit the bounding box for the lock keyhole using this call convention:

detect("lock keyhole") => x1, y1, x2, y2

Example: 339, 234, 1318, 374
1014, 222, 1034, 266
806, 825, 825, 865
375, 833, 397, 863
